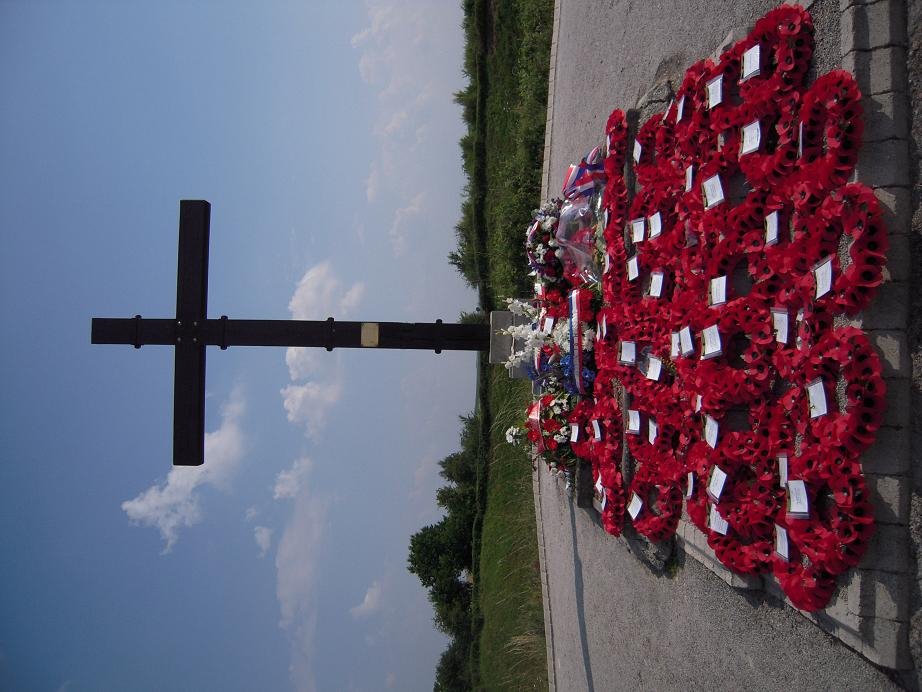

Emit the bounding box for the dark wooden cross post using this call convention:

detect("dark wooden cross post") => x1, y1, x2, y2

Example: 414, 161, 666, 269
92, 200, 490, 466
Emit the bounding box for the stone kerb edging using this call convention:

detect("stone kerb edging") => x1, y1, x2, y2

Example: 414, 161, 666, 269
540, 0, 562, 203
838, 0, 913, 672
533, 455, 558, 692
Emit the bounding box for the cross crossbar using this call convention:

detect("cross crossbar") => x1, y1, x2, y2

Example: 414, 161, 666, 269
91, 201, 490, 467
90, 317, 490, 351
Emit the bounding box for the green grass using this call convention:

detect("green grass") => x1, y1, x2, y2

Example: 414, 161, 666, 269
470, 0, 554, 688
476, 372, 547, 690
449, 0, 554, 688
481, 0, 555, 306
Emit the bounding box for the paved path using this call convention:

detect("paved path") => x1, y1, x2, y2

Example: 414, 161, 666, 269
535, 465, 895, 690
536, 0, 900, 689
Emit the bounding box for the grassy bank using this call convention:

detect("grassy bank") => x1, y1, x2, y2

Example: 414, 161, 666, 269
476, 373, 547, 689
460, 0, 555, 689
480, 0, 554, 304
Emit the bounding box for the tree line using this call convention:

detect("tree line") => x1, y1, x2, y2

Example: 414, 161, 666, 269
407, 412, 482, 690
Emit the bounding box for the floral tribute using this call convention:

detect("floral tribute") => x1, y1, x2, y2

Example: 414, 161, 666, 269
506, 4, 888, 611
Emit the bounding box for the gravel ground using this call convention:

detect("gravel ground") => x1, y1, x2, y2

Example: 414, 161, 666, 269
537, 0, 905, 689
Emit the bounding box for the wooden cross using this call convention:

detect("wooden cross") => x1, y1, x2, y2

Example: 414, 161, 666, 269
92, 200, 490, 466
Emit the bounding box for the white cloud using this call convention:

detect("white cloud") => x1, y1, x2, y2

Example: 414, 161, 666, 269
414, 123, 429, 147
284, 348, 321, 383
121, 389, 246, 553
287, 611, 318, 692
381, 109, 408, 136
411, 454, 438, 499
244, 506, 259, 522
389, 192, 425, 257
351, 2, 399, 84
352, 1, 464, 257
282, 261, 363, 437
284, 261, 363, 381
350, 581, 383, 619
274, 457, 312, 500
339, 283, 365, 315
365, 161, 381, 202
275, 457, 327, 692
287, 261, 365, 322
280, 381, 342, 438
254, 526, 273, 558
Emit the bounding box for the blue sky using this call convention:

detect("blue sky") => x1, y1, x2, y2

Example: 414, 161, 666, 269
0, 2, 477, 690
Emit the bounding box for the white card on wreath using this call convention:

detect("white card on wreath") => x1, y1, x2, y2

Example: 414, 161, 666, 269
570, 423, 580, 443
709, 275, 727, 306
648, 418, 658, 445
595, 475, 607, 511
707, 465, 728, 502
604, 253, 611, 274
676, 95, 685, 121
592, 419, 602, 441
631, 218, 646, 243
701, 324, 722, 359
695, 394, 703, 412
680, 326, 694, 356
778, 454, 788, 487
627, 409, 641, 434
787, 479, 810, 517
648, 212, 662, 239
771, 307, 789, 344
706, 74, 723, 109
627, 255, 640, 281
798, 121, 804, 158
627, 492, 643, 520
620, 340, 636, 364
686, 472, 695, 499
814, 257, 833, 299
709, 504, 729, 535
542, 316, 555, 334
807, 377, 828, 418
765, 211, 780, 246
703, 174, 725, 209
774, 524, 789, 560
704, 414, 719, 449
601, 315, 608, 339
740, 120, 761, 155
671, 332, 680, 358
742, 44, 761, 80
649, 271, 665, 298
633, 140, 642, 163
645, 355, 663, 381
685, 164, 694, 192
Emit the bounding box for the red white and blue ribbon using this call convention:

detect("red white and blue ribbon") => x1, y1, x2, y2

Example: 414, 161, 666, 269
561, 147, 605, 199
569, 289, 586, 394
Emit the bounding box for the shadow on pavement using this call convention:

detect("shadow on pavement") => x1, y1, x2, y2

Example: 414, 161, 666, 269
569, 500, 595, 692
